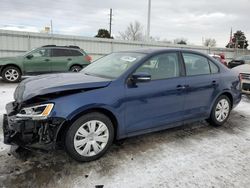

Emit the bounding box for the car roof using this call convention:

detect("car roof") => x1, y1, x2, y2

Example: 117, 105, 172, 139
118, 48, 207, 55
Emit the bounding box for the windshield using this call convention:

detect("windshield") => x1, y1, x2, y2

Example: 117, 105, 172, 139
82, 52, 145, 79
235, 56, 244, 61
23, 48, 36, 56
212, 56, 221, 62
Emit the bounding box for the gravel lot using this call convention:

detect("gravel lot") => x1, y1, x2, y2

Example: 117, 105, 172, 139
0, 78, 250, 188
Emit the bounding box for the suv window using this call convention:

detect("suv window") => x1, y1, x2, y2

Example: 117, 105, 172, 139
70, 50, 83, 56
235, 56, 244, 61
245, 56, 250, 60
136, 52, 180, 80
183, 53, 210, 76
51, 49, 72, 57
30, 49, 50, 57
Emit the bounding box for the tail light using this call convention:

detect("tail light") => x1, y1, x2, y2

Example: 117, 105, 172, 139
85, 55, 92, 62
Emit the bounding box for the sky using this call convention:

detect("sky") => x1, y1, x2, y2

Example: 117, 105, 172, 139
0, 0, 249, 47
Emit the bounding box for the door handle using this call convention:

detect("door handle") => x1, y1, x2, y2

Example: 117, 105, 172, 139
67, 58, 72, 61
44, 59, 50, 62
212, 80, 217, 86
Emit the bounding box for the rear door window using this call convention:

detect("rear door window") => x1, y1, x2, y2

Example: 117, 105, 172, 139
51, 49, 72, 57
183, 53, 210, 76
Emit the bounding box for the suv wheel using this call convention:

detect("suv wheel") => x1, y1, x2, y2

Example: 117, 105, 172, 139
65, 112, 114, 162
207, 95, 231, 126
1, 66, 21, 83
70, 65, 82, 72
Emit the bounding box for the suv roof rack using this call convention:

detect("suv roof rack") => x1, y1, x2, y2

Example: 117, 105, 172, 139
42, 45, 80, 49
42, 45, 57, 47
66, 45, 80, 49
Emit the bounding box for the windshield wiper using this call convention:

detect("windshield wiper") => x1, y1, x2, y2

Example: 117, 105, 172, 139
83, 72, 114, 79
84, 72, 92, 76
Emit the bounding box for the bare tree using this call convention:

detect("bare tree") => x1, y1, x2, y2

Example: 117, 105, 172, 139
203, 38, 216, 47
173, 38, 188, 45
119, 21, 144, 41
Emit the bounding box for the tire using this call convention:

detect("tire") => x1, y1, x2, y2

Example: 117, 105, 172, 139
70, 65, 82, 72
65, 112, 114, 162
207, 95, 231, 126
1, 66, 21, 83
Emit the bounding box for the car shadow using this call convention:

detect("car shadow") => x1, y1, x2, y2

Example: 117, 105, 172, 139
0, 78, 26, 85
0, 105, 249, 187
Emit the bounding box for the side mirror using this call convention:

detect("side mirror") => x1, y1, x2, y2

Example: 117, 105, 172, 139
131, 72, 151, 83
26, 54, 33, 59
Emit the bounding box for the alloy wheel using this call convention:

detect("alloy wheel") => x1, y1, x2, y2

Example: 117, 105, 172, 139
4, 69, 19, 82
71, 66, 82, 72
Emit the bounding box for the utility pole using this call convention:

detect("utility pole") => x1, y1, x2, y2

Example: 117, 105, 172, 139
146, 0, 151, 41
109, 8, 113, 37
50, 20, 53, 35
50, 20, 54, 43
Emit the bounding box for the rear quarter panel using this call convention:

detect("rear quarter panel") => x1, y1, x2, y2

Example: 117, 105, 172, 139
68, 56, 90, 69
209, 69, 241, 112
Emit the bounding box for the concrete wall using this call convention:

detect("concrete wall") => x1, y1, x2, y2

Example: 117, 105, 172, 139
0, 29, 249, 61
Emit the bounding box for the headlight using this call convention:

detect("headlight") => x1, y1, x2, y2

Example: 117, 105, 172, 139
16, 103, 54, 120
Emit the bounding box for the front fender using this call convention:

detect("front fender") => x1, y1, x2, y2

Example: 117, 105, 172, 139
66, 103, 119, 122
52, 102, 123, 139
0, 58, 24, 74
47, 85, 125, 139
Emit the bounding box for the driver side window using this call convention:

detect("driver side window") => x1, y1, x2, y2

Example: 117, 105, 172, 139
135, 52, 180, 80
30, 49, 50, 57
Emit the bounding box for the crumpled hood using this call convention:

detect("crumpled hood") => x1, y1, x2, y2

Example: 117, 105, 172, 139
14, 73, 112, 103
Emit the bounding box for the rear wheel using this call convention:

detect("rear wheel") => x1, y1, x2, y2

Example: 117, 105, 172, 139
207, 95, 231, 126
1, 66, 21, 83
70, 65, 82, 72
65, 112, 114, 162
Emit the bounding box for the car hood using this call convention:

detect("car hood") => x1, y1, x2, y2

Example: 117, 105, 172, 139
232, 64, 250, 74
14, 73, 112, 103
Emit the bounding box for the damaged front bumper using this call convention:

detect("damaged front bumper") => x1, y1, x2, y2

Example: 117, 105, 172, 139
3, 102, 66, 151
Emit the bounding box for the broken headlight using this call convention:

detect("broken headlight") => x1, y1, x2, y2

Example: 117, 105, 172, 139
16, 103, 54, 120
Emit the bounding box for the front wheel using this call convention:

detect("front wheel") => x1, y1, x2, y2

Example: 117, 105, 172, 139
65, 112, 114, 162
1, 66, 21, 83
207, 95, 231, 126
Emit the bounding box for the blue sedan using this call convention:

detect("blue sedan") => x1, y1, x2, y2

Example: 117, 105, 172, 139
3, 49, 241, 162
